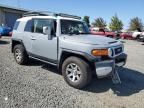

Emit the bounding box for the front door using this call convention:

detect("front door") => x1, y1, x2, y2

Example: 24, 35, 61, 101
31, 19, 57, 63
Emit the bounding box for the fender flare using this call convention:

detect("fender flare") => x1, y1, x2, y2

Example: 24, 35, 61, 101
11, 38, 25, 53
59, 48, 97, 62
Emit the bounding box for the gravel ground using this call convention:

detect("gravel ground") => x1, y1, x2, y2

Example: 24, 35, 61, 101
0, 37, 144, 108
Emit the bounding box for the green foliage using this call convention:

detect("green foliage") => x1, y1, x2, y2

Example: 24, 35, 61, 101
129, 17, 143, 31
92, 17, 106, 28
83, 16, 90, 27
109, 15, 123, 31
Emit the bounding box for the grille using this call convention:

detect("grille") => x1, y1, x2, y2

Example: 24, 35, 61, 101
114, 47, 123, 55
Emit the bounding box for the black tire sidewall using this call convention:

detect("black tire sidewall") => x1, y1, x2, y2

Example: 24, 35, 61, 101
14, 44, 28, 65
136, 35, 140, 41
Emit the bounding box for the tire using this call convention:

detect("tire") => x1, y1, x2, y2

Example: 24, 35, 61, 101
116, 34, 120, 39
107, 35, 113, 38
62, 56, 92, 89
136, 35, 140, 41
13, 44, 29, 65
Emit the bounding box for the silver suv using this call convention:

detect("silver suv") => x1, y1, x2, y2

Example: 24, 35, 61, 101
11, 12, 127, 89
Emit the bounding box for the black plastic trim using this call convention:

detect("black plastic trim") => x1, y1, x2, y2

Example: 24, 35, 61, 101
11, 38, 24, 53
60, 48, 98, 62
115, 53, 127, 66
28, 52, 58, 65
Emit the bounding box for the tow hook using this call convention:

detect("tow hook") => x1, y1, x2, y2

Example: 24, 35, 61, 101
111, 60, 121, 84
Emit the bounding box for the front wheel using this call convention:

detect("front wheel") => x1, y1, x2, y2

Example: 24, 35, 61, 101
62, 56, 92, 89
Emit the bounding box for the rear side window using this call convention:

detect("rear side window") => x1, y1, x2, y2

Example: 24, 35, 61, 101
13, 21, 20, 30
24, 20, 33, 32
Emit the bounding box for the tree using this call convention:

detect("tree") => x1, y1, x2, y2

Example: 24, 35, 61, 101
83, 16, 90, 27
92, 17, 106, 28
129, 17, 143, 31
109, 15, 123, 31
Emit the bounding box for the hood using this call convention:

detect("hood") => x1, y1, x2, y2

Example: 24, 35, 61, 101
61, 34, 118, 45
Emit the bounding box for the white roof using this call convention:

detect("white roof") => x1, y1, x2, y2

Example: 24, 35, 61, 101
17, 16, 81, 22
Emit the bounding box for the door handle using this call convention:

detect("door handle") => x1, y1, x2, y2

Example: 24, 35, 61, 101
31, 38, 36, 40
31, 36, 36, 40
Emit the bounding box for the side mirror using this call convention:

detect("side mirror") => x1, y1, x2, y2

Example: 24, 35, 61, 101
43, 26, 52, 40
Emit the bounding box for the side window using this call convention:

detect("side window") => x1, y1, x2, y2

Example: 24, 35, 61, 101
13, 21, 20, 30
24, 20, 33, 32
33, 19, 52, 34
99, 29, 104, 32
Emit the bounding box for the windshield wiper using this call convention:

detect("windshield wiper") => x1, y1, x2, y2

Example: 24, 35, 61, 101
68, 31, 79, 36
67, 32, 90, 36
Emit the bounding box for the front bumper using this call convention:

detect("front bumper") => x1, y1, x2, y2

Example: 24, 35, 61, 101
95, 53, 127, 78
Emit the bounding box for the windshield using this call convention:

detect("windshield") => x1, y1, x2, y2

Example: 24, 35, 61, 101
61, 20, 90, 35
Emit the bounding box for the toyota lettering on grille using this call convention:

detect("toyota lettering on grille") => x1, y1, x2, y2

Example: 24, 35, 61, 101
115, 47, 122, 55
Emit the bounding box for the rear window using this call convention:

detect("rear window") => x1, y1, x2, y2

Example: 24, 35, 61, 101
24, 20, 34, 32
13, 21, 20, 30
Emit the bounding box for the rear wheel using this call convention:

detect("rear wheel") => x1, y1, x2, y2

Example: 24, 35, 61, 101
13, 44, 29, 65
62, 56, 92, 89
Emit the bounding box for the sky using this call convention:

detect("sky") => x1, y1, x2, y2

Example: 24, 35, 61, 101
0, 0, 144, 29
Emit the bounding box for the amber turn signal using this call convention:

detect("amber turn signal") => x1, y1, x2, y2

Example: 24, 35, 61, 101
92, 49, 108, 56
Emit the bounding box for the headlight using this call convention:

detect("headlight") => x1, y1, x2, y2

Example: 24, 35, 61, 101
92, 49, 108, 56
108, 48, 113, 57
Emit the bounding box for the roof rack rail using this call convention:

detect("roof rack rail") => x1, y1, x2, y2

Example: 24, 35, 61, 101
58, 13, 81, 19
23, 11, 81, 19
23, 11, 56, 17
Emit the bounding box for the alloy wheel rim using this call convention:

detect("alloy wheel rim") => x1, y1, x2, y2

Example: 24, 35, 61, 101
66, 63, 82, 82
15, 49, 22, 62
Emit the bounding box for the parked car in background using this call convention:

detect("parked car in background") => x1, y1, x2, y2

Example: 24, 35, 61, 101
132, 28, 142, 40
120, 31, 133, 40
9, 32, 12, 37
0, 26, 12, 36
90, 27, 116, 38
139, 32, 144, 42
